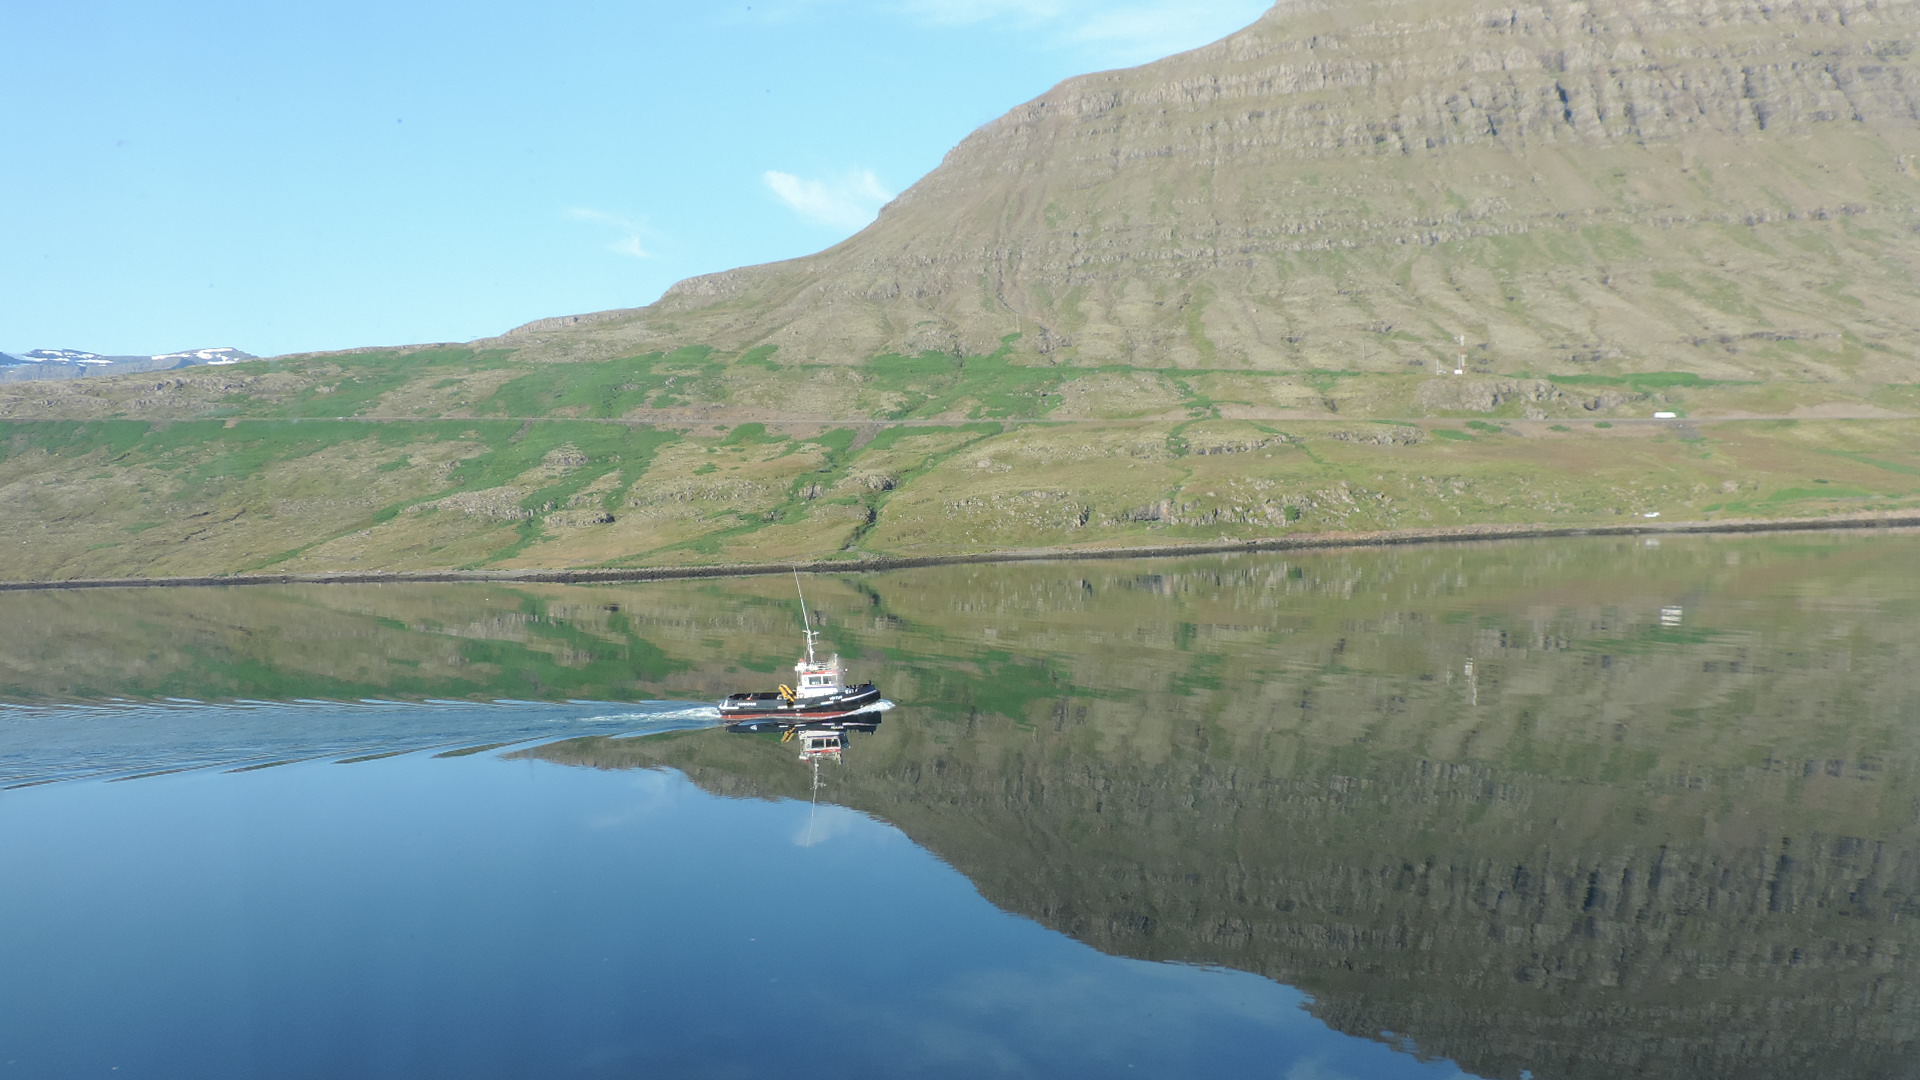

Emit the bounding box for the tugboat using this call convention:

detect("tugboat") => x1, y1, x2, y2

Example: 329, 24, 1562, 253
719, 575, 889, 733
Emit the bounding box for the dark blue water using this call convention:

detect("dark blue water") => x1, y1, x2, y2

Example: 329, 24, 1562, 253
0, 701, 1481, 1080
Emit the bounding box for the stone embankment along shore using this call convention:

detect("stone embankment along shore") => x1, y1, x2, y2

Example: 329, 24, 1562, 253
5, 513, 1918, 593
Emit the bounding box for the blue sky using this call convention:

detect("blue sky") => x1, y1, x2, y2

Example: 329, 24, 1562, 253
2, 0, 1272, 358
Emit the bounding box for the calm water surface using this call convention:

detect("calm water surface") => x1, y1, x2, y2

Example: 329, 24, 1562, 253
3, 532, 1917, 1079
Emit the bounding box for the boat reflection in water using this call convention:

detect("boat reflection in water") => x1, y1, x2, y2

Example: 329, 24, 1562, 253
720, 704, 890, 736
777, 718, 889, 847
793, 727, 849, 760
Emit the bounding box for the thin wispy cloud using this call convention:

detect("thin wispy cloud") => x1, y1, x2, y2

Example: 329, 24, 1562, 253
762, 168, 895, 231
734, 1, 1269, 67
892, 0, 1269, 64
566, 207, 653, 258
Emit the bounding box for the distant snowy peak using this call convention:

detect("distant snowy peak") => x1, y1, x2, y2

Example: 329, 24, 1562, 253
0, 346, 258, 381
150, 347, 252, 365
21, 349, 112, 365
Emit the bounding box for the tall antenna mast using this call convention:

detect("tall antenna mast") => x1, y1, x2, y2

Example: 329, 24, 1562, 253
793, 569, 818, 664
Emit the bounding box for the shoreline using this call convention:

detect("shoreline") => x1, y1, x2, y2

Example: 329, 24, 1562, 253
3, 512, 1918, 593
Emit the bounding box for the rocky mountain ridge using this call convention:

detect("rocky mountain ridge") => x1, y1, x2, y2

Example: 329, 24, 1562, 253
492, 0, 1920, 382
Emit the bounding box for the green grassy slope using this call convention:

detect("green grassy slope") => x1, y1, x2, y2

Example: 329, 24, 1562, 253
1, 339, 1917, 580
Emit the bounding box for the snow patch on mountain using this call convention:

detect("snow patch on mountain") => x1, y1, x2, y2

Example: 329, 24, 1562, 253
0, 347, 256, 382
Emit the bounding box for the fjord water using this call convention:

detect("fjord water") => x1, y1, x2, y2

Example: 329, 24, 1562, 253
3, 533, 1917, 1079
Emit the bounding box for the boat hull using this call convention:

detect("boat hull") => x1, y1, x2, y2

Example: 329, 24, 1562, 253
718, 683, 881, 720
722, 707, 888, 735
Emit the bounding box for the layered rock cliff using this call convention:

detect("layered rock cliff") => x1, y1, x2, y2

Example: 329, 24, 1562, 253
496, 0, 1920, 381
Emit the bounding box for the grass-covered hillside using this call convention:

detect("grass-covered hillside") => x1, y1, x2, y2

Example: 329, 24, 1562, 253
2, 340, 1917, 581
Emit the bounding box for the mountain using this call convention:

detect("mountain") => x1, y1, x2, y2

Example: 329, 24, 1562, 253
3, 0, 1920, 583
0, 347, 256, 383
492, 0, 1920, 383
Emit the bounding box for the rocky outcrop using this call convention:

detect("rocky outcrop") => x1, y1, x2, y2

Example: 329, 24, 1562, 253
1413, 377, 1649, 413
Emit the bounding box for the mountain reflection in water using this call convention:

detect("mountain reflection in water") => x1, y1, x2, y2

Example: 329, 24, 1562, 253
527, 536, 1920, 1080
3, 531, 1917, 1079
